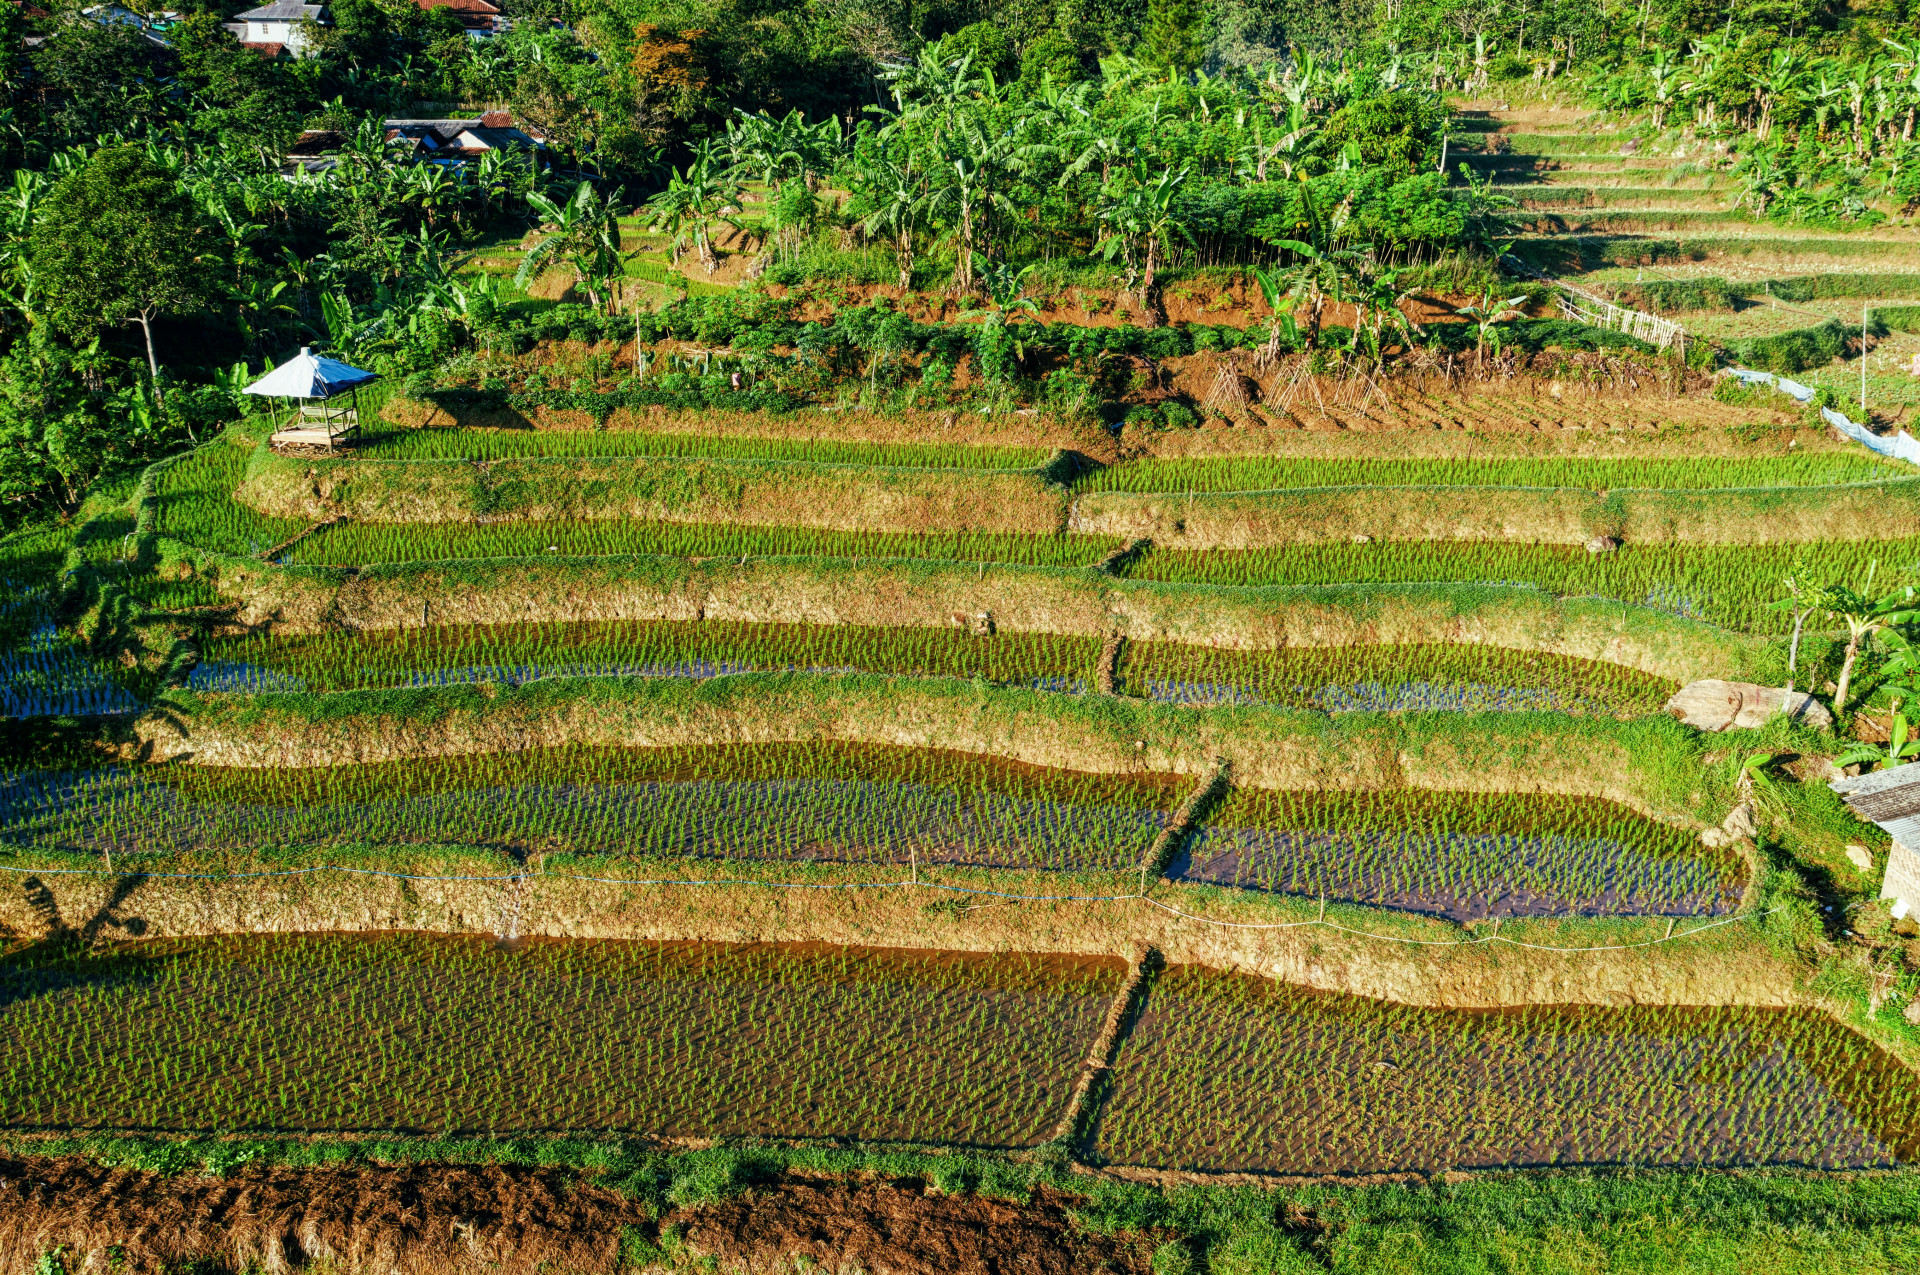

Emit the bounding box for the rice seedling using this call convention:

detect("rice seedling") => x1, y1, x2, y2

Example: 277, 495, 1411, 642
3, 741, 1178, 871
1122, 641, 1674, 716
285, 521, 1114, 569
192, 623, 1666, 716
0, 621, 142, 719
1178, 789, 1736, 920
1095, 970, 1920, 1174
357, 427, 1052, 471
0, 934, 1120, 1145
1128, 538, 1920, 633
1077, 454, 1906, 495
195, 621, 1107, 695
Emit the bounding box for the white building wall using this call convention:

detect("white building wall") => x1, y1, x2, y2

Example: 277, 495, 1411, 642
1882, 839, 1920, 907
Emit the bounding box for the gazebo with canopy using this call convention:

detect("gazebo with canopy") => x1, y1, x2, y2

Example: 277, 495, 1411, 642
243, 347, 380, 452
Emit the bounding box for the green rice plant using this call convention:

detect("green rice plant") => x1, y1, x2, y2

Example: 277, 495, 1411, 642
284, 521, 1114, 569
198, 619, 1105, 694
1126, 538, 1920, 634
1096, 971, 1920, 1174
193, 622, 1667, 716
356, 427, 1052, 471
1182, 789, 1737, 920
0, 934, 1120, 1143
1121, 640, 1676, 715
1074, 453, 1904, 495
8, 742, 1180, 870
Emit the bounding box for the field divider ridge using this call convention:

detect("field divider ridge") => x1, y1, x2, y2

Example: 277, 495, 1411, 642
1049, 944, 1161, 1154
1138, 757, 1233, 895
0, 862, 1791, 954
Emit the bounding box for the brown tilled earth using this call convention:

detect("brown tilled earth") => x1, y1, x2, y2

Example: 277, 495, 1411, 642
0, 1155, 1156, 1275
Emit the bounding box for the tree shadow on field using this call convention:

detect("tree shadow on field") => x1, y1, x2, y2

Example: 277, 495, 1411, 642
0, 870, 156, 1011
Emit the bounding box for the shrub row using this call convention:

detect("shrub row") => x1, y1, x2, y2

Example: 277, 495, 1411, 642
1617, 273, 1920, 315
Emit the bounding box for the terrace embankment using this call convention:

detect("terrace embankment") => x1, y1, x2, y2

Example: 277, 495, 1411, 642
125, 673, 1706, 820
157, 548, 1764, 685
232, 447, 1072, 535
0, 862, 1800, 1011
1069, 480, 1920, 548
230, 445, 1920, 548
382, 395, 1125, 464
0, 1154, 1150, 1275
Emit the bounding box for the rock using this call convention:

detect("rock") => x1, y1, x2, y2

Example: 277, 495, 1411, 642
1847, 844, 1875, 872
1351, 533, 1372, 544
1664, 680, 1835, 732
1620, 138, 1640, 156
1907, 997, 1920, 1027
1722, 803, 1758, 840
1700, 827, 1729, 849
1585, 536, 1620, 554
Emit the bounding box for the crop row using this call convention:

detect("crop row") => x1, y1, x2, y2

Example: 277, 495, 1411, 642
0, 621, 142, 719
1179, 788, 1732, 921
357, 426, 1053, 471
1, 742, 1180, 866
193, 621, 1673, 716
1096, 969, 1919, 1173
1131, 538, 1920, 633
0, 934, 1117, 1145
3, 935, 1909, 1173
5, 743, 1723, 917
143, 440, 1918, 633
1074, 453, 1905, 494
5, 769, 1165, 873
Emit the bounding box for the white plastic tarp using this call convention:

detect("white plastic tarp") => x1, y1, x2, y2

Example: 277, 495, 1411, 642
1724, 367, 1920, 465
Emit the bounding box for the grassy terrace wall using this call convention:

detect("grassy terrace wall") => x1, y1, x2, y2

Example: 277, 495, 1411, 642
233, 445, 1073, 536
151, 541, 1764, 684
232, 438, 1918, 549
1071, 480, 1920, 547
129, 672, 1709, 822
0, 849, 1803, 1011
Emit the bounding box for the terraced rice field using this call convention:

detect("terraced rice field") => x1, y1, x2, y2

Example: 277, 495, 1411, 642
189, 621, 1674, 716
1094, 969, 1920, 1173
1178, 789, 1735, 921
0, 934, 1120, 1144
0, 742, 1179, 871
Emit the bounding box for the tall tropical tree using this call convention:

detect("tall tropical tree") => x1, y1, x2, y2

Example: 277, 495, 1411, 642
28, 145, 215, 385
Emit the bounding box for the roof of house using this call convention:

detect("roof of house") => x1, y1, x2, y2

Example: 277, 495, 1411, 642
1832, 765, 1920, 846
384, 114, 540, 153
287, 129, 344, 155
415, 0, 500, 13
239, 40, 288, 58
232, 2, 327, 20
243, 348, 379, 400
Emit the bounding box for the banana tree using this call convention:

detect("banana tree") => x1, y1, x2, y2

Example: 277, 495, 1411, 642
1096, 162, 1191, 316
642, 145, 742, 277
1838, 714, 1920, 773
851, 142, 922, 290
1455, 287, 1530, 364
1797, 565, 1911, 719
521, 180, 627, 308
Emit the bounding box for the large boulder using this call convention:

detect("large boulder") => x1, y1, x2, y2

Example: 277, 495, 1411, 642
1665, 680, 1834, 732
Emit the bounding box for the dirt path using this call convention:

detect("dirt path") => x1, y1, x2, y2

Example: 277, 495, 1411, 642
0, 1155, 1155, 1275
